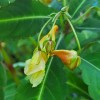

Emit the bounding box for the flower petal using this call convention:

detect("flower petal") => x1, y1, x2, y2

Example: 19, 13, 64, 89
29, 70, 45, 87
24, 59, 31, 75
24, 51, 46, 75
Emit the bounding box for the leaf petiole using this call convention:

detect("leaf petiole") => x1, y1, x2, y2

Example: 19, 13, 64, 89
63, 0, 67, 6
38, 17, 52, 43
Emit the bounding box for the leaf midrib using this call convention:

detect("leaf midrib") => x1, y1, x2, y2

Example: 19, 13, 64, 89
0, 16, 51, 23
81, 57, 100, 71
66, 81, 90, 97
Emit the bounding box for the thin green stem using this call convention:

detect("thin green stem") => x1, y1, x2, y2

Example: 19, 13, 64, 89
38, 18, 52, 42
72, 6, 99, 24
38, 12, 60, 42
72, 0, 85, 18
52, 11, 61, 27
48, 11, 61, 37
38, 33, 64, 100
60, 15, 64, 30
0, 16, 51, 23
66, 17, 81, 52
51, 16, 58, 29
63, 0, 67, 6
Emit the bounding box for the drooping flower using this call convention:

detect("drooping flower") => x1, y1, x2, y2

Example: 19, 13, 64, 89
52, 50, 81, 70
24, 50, 48, 87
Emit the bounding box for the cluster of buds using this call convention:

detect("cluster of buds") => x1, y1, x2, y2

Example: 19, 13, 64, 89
24, 25, 81, 87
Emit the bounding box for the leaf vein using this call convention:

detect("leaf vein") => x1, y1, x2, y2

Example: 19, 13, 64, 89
0, 16, 51, 23
81, 57, 100, 71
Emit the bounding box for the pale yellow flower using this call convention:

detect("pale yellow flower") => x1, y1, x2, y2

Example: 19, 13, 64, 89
28, 70, 45, 87
24, 25, 58, 87
24, 50, 47, 87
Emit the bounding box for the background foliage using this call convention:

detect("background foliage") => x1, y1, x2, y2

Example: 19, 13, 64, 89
0, 0, 100, 100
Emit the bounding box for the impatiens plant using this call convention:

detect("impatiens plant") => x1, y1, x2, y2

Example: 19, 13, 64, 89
0, 0, 100, 100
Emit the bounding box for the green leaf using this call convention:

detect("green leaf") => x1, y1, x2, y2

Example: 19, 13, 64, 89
69, 0, 96, 18
65, 69, 91, 100
72, 6, 100, 25
78, 31, 100, 50
5, 83, 16, 100
81, 40, 100, 57
79, 53, 100, 100
0, 88, 4, 100
0, 0, 53, 40
0, 63, 7, 87
0, 0, 15, 6
75, 18, 100, 32
64, 30, 100, 50
0, 63, 7, 100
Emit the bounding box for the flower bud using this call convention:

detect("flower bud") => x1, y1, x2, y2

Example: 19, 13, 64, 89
52, 50, 81, 70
